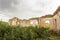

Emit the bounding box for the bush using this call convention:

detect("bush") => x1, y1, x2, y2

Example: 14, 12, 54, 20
0, 24, 51, 40
0, 21, 59, 40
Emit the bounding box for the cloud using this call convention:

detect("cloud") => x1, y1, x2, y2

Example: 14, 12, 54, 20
0, 0, 19, 12
0, 0, 60, 21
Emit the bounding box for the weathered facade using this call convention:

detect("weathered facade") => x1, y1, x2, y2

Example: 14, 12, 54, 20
29, 17, 39, 26
8, 6, 60, 30
52, 6, 60, 30
8, 17, 20, 26
39, 15, 54, 29
19, 19, 30, 26
38, 6, 60, 30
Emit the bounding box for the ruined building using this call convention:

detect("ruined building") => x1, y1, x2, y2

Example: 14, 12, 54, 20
8, 6, 60, 30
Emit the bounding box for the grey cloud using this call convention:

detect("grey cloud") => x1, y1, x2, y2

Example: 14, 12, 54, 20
0, 0, 59, 20
0, 0, 19, 12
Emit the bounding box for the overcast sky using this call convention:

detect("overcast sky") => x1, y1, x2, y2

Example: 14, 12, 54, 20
0, 0, 60, 21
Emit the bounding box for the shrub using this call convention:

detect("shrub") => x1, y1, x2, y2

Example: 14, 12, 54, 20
0, 21, 59, 40
0, 25, 51, 40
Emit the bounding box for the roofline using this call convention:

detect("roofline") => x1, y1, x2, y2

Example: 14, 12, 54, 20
53, 6, 60, 16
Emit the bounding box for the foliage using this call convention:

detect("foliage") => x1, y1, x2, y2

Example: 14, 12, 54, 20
0, 21, 9, 27
0, 21, 60, 40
